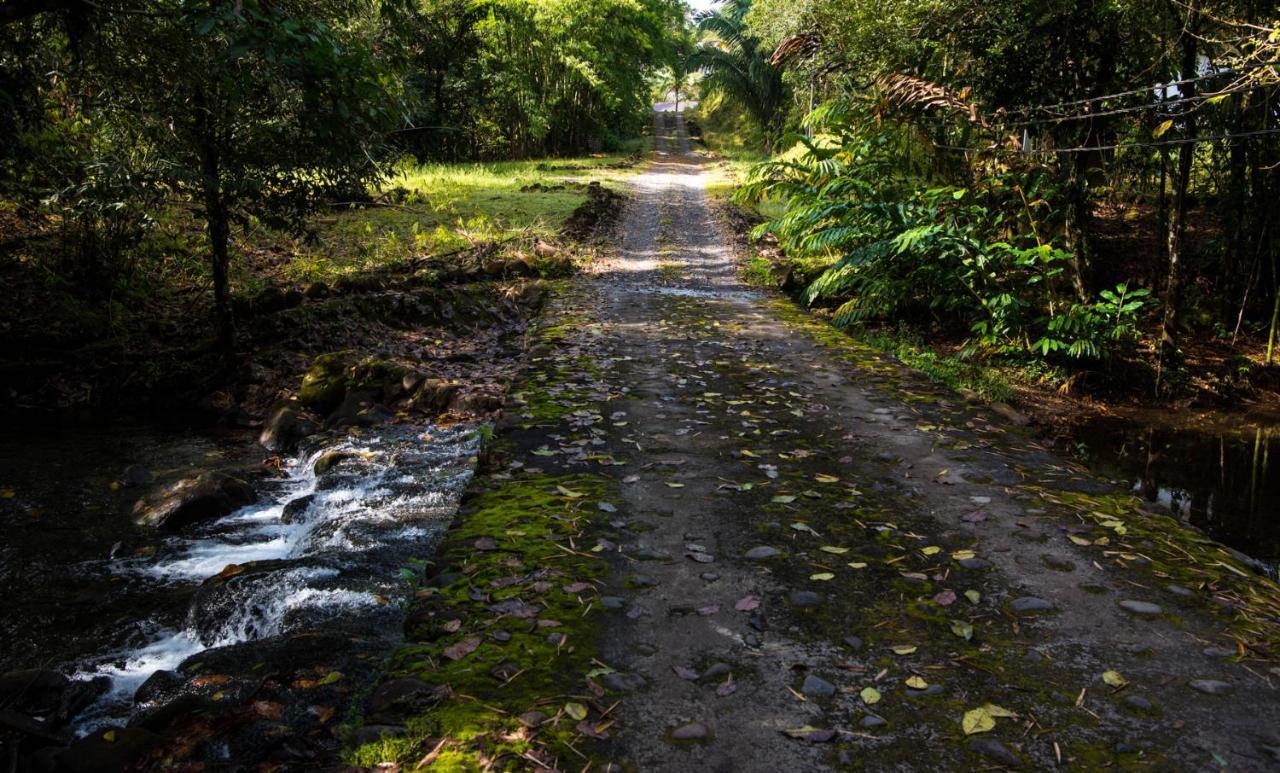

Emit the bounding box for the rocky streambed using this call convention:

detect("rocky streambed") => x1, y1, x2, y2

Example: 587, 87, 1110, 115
0, 280, 556, 770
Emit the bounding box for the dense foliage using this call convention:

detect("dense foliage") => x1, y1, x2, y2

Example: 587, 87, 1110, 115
723, 0, 1280, 389
0, 0, 681, 347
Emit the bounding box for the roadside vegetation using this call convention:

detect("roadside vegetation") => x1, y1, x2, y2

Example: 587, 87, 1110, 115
692, 0, 1280, 414
0, 0, 678, 412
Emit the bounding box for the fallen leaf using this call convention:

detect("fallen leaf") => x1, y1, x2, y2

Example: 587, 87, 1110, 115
772, 495, 797, 504
847, 562, 868, 569
810, 572, 835, 581
860, 687, 882, 704
556, 485, 585, 498
717, 678, 738, 697
819, 545, 849, 555
951, 549, 977, 561
782, 725, 837, 742
564, 702, 588, 721
962, 706, 995, 735
890, 645, 917, 655
317, 671, 344, 686
934, 589, 957, 606
1068, 535, 1092, 546
814, 474, 840, 484
951, 620, 974, 641
1102, 670, 1129, 688
964, 590, 981, 604
735, 595, 761, 611
905, 676, 929, 690
442, 637, 481, 661
673, 666, 699, 680
921, 546, 942, 556
443, 619, 462, 632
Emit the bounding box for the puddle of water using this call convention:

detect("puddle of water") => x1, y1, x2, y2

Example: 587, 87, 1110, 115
1055, 413, 1280, 575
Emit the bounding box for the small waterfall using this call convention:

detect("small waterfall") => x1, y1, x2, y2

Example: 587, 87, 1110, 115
71, 422, 480, 733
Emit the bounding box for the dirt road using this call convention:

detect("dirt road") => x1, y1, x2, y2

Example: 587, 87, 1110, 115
558, 111, 1280, 771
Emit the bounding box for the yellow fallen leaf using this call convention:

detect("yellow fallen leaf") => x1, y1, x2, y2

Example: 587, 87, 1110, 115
962, 706, 995, 735
921, 546, 941, 556
951, 549, 976, 561
556, 486, 585, 498
810, 572, 835, 581
1068, 535, 1092, 546
860, 686, 881, 704
848, 562, 868, 569
905, 676, 928, 689
890, 645, 917, 655
819, 546, 849, 555
1102, 670, 1128, 688
564, 702, 588, 721
815, 474, 840, 484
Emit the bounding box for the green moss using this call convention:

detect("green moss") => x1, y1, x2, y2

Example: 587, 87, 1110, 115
346, 473, 615, 770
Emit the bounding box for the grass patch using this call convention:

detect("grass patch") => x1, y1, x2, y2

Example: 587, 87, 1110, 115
859, 327, 1016, 403
252, 153, 642, 285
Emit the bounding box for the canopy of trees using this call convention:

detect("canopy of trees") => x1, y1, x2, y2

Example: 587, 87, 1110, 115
0, 0, 682, 347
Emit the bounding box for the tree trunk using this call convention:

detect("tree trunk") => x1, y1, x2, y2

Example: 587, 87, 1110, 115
197, 136, 234, 351
1156, 5, 1198, 390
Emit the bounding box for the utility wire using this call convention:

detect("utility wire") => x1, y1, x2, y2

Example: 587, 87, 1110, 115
999, 59, 1280, 118
933, 126, 1280, 156
995, 80, 1271, 130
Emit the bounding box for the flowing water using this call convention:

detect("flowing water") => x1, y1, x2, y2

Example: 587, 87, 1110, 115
0, 418, 479, 733
1053, 410, 1280, 577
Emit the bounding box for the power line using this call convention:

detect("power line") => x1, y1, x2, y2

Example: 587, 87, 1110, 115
999, 59, 1280, 119
933, 126, 1280, 156
996, 80, 1271, 130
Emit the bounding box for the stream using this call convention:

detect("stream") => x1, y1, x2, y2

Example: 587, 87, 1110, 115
1052, 410, 1280, 577
0, 417, 478, 747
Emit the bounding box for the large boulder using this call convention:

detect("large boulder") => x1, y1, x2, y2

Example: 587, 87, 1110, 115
298, 352, 414, 417
258, 401, 320, 453
132, 472, 256, 530
409, 378, 460, 413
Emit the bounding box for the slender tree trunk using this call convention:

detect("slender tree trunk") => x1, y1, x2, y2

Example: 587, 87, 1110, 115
1156, 5, 1198, 390
198, 139, 234, 351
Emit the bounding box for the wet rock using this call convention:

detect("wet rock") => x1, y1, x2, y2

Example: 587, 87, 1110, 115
628, 574, 659, 588
279, 494, 316, 525
1008, 596, 1053, 614
326, 392, 393, 429
958, 558, 991, 570
1202, 647, 1235, 658
969, 738, 1022, 767
906, 684, 944, 698
133, 669, 184, 706
861, 714, 887, 729
1123, 695, 1154, 712
410, 378, 461, 413
367, 678, 446, 719
259, 401, 319, 452
313, 450, 353, 475
745, 546, 780, 560
1187, 679, 1231, 695
449, 388, 505, 415
600, 596, 626, 609
1166, 584, 1194, 597
131, 472, 255, 530
843, 635, 863, 651
633, 547, 671, 561
801, 674, 836, 698
789, 591, 822, 608
669, 722, 710, 741
700, 572, 720, 582
56, 726, 160, 773
120, 464, 154, 488
1117, 599, 1162, 617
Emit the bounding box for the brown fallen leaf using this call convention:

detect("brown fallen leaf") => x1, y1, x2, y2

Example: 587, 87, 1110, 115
442, 636, 481, 661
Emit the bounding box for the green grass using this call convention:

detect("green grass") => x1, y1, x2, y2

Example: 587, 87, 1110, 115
246, 152, 644, 285
859, 327, 1017, 403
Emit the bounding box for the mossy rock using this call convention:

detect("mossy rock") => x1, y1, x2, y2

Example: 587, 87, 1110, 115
299, 350, 359, 414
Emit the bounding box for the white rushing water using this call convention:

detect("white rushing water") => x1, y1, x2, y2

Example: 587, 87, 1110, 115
72, 423, 480, 733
